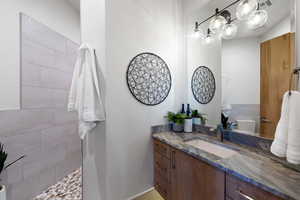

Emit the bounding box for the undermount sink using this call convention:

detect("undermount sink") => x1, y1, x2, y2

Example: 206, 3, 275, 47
185, 139, 238, 159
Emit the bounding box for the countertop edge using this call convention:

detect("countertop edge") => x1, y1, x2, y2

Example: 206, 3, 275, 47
152, 135, 295, 200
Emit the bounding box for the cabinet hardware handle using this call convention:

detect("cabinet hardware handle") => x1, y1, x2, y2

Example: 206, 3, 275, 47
171, 151, 176, 169
238, 190, 255, 200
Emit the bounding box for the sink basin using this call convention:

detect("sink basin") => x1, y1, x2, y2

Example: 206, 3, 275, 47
185, 139, 238, 159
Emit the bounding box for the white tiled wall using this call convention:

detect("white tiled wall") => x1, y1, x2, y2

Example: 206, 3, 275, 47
0, 14, 81, 200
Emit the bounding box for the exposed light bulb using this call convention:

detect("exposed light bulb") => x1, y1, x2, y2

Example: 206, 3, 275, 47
209, 15, 227, 33
203, 32, 216, 45
222, 23, 238, 40
247, 9, 268, 30
236, 0, 258, 21
193, 28, 204, 39
205, 36, 214, 45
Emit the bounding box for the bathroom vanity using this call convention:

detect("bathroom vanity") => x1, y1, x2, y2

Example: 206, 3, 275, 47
153, 131, 300, 200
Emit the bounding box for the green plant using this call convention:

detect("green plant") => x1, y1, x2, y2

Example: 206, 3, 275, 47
192, 110, 207, 119
191, 110, 200, 118
166, 112, 187, 125
191, 110, 208, 123
0, 142, 25, 177
0, 144, 7, 175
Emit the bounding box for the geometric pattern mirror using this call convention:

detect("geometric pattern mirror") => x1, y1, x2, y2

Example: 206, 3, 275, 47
191, 66, 216, 104
126, 53, 172, 106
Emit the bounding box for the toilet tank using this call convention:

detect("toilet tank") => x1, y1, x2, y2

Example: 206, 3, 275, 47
236, 120, 256, 134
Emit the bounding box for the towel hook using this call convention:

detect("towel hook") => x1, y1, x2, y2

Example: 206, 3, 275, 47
289, 67, 300, 96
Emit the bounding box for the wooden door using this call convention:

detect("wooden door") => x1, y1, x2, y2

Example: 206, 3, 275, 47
170, 149, 225, 200
260, 33, 295, 139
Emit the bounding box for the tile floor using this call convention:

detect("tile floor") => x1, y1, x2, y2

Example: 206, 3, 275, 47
34, 168, 81, 200
134, 190, 164, 200
34, 170, 162, 200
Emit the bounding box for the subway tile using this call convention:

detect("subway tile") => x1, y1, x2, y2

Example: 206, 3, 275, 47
67, 150, 82, 170
56, 150, 81, 181
51, 89, 69, 108
10, 174, 40, 200
21, 14, 67, 53
1, 130, 42, 163
21, 62, 42, 87
55, 160, 70, 182
23, 161, 43, 180
22, 40, 57, 68
22, 86, 54, 109
1, 15, 82, 198
63, 123, 78, 136
41, 126, 66, 151
53, 110, 77, 125
5, 161, 23, 185
54, 51, 73, 72
66, 135, 81, 154
22, 63, 72, 90
40, 68, 72, 90
41, 144, 67, 167
66, 40, 79, 55
22, 144, 44, 165
66, 40, 79, 67
22, 86, 69, 109
39, 166, 56, 191
0, 110, 54, 137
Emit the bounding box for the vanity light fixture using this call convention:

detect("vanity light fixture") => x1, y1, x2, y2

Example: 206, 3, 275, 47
193, 22, 205, 39
203, 29, 215, 45
247, 8, 268, 29
209, 9, 227, 33
221, 11, 238, 40
193, 0, 269, 42
236, 0, 259, 20
222, 23, 238, 39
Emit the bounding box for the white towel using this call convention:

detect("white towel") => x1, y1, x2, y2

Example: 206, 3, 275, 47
287, 91, 300, 164
68, 43, 105, 139
270, 92, 290, 157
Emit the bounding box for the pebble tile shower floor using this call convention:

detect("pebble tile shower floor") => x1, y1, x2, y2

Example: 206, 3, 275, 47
34, 168, 81, 200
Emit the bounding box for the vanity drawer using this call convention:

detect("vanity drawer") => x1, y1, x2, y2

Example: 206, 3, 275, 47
154, 151, 170, 182
226, 175, 283, 200
154, 139, 171, 159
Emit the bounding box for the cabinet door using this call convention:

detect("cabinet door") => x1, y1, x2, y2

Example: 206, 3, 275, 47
170, 149, 194, 200
171, 149, 225, 200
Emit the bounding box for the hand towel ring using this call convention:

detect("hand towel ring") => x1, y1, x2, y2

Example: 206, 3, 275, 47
289, 67, 300, 96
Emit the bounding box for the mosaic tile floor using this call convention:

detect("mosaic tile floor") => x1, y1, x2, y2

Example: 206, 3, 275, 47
34, 168, 82, 200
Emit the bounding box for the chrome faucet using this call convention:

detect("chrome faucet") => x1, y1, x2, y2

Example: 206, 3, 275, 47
210, 124, 224, 142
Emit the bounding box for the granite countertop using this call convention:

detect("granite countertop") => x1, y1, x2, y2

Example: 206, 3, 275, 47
152, 131, 300, 200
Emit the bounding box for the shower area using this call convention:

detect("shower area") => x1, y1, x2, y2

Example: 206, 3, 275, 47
0, 1, 82, 200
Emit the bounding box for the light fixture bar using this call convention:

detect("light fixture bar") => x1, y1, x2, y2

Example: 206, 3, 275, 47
196, 0, 242, 26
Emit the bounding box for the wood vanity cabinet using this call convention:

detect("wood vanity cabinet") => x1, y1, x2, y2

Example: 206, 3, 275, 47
170, 148, 225, 200
154, 139, 172, 199
153, 139, 284, 200
153, 139, 225, 200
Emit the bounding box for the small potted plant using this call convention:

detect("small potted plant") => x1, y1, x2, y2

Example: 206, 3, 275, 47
166, 112, 187, 132
0, 143, 25, 200
191, 110, 207, 125
191, 110, 201, 125
199, 113, 208, 125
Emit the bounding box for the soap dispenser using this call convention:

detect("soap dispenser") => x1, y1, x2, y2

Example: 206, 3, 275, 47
184, 104, 193, 133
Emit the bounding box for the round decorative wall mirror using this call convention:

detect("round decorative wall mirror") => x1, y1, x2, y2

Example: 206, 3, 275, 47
191, 66, 216, 104
126, 53, 172, 106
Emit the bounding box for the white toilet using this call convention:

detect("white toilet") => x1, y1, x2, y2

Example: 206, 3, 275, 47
236, 120, 256, 135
